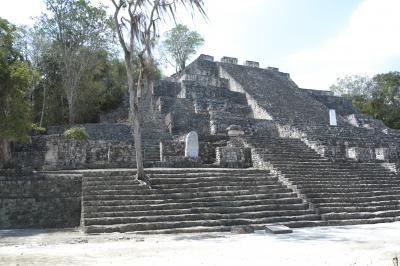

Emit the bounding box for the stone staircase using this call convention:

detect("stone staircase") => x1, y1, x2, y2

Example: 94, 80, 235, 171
246, 136, 400, 226
81, 169, 324, 234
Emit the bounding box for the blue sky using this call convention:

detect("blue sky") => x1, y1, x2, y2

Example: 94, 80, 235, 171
1, 0, 399, 90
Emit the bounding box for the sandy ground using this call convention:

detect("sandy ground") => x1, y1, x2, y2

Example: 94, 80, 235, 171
1, 222, 400, 266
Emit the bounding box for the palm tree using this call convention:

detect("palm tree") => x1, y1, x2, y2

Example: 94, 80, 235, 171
110, 0, 206, 179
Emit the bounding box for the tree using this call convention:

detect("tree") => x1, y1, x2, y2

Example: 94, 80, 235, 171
370, 72, 400, 129
0, 18, 34, 164
110, 0, 205, 179
330, 72, 400, 129
330, 74, 374, 98
162, 24, 204, 72
38, 0, 113, 123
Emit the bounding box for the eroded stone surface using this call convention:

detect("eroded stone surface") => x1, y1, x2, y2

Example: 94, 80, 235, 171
231, 225, 254, 234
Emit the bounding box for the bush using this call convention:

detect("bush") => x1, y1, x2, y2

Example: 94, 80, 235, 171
31, 123, 46, 134
64, 127, 88, 141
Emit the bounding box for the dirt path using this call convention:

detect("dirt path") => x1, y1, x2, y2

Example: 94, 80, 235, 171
1, 222, 400, 265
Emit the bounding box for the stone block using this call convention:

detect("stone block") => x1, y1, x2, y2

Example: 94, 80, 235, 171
231, 225, 254, 234
244, 60, 260, 68
267, 66, 279, 71
199, 54, 214, 62
265, 225, 293, 234
221, 56, 238, 64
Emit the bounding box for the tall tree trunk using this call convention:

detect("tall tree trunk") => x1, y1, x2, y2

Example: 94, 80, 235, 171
126, 60, 144, 179
0, 138, 11, 165
68, 97, 75, 124
39, 85, 47, 127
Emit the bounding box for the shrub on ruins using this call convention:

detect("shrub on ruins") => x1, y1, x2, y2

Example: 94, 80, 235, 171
31, 123, 46, 135
162, 24, 205, 73
64, 127, 88, 141
0, 17, 34, 164
330, 72, 400, 129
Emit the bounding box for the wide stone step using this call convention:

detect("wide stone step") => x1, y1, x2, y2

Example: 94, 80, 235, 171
305, 189, 400, 199
84, 181, 285, 192
309, 194, 400, 204
314, 200, 400, 208
84, 172, 269, 181
83, 203, 311, 218
326, 217, 400, 226
83, 189, 298, 201
83, 178, 282, 188
84, 209, 318, 226
84, 173, 274, 181
83, 198, 306, 213
150, 171, 270, 178
150, 180, 283, 189
278, 169, 393, 175
297, 184, 400, 190
322, 210, 400, 220
88, 220, 328, 234
318, 205, 400, 214
261, 155, 323, 160
300, 187, 400, 194
84, 185, 291, 196
83, 194, 303, 207
82, 169, 267, 177
270, 164, 390, 171
85, 214, 322, 233
85, 176, 279, 186
287, 177, 400, 183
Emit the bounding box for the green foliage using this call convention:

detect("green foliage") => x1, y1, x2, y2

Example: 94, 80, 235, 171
31, 123, 46, 134
370, 72, 400, 129
331, 72, 400, 129
64, 127, 88, 141
74, 52, 124, 123
329, 74, 374, 98
38, 0, 115, 123
163, 24, 204, 72
0, 17, 34, 143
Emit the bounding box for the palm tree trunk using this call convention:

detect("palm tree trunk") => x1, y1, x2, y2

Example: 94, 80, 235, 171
126, 60, 144, 179
39, 86, 47, 127
0, 138, 11, 164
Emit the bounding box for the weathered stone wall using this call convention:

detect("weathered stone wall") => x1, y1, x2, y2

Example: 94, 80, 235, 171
345, 114, 387, 129
216, 138, 252, 168
210, 113, 278, 136
0, 174, 82, 229
307, 93, 359, 116
165, 112, 210, 137
12, 134, 150, 170
43, 136, 138, 170
161, 135, 228, 164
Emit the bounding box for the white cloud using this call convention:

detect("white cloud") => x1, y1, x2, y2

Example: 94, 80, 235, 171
285, 0, 400, 90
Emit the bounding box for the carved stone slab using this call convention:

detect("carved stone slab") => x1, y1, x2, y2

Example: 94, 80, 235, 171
185, 131, 199, 158
265, 225, 293, 234
329, 109, 337, 126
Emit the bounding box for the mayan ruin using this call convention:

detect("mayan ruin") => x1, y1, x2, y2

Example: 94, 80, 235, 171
2, 54, 399, 234
2, 0, 400, 265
